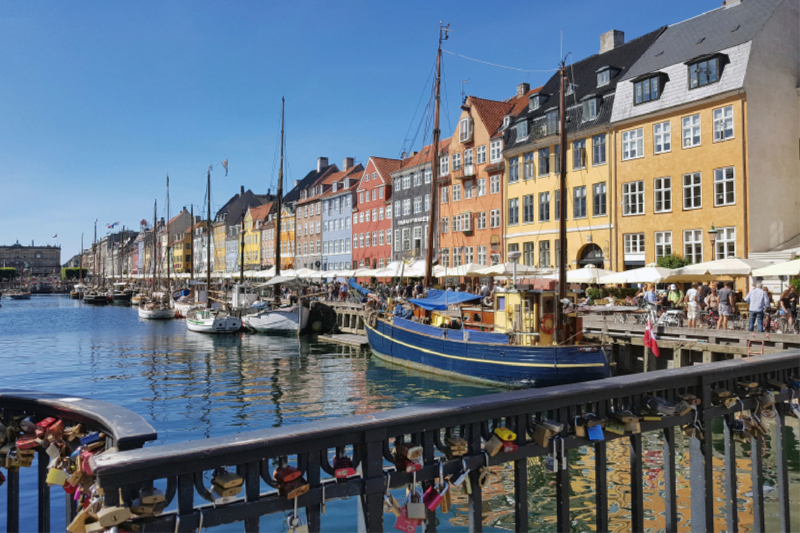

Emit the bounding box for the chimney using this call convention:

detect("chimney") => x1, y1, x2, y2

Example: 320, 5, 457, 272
343, 157, 354, 171
240, 185, 245, 197
295, 179, 301, 188
600, 30, 625, 54
517, 82, 530, 97
317, 157, 329, 172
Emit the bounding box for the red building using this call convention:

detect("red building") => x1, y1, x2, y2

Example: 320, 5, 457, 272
352, 156, 401, 269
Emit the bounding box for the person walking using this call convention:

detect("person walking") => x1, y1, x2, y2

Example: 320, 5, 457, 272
717, 282, 735, 330
745, 281, 770, 332
779, 288, 794, 328
667, 284, 684, 308
685, 283, 700, 328
644, 284, 658, 304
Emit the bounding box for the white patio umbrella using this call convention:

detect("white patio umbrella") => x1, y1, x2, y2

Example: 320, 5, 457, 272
751, 258, 800, 277
294, 268, 317, 278
673, 257, 770, 277
434, 263, 484, 278
599, 264, 674, 284
255, 267, 276, 279
332, 269, 357, 278
475, 262, 548, 276
545, 265, 615, 284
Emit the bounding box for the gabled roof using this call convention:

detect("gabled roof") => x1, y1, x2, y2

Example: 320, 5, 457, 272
391, 138, 452, 175
369, 156, 403, 185
469, 96, 516, 138
283, 165, 337, 204
320, 165, 364, 199
622, 0, 783, 81
248, 202, 273, 222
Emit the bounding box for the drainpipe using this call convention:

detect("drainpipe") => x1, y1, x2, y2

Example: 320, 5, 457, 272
612, 129, 619, 271
739, 90, 749, 293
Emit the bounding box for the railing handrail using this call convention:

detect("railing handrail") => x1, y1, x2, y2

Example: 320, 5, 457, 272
93, 349, 800, 483
0, 389, 157, 450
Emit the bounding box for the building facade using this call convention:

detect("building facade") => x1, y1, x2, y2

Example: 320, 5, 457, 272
244, 203, 272, 270
192, 222, 214, 274
390, 140, 450, 262
352, 157, 401, 269
0, 242, 62, 276
261, 205, 295, 270
294, 158, 339, 270
321, 161, 362, 271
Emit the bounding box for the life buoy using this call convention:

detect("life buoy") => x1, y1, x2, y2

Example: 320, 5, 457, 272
540, 313, 555, 335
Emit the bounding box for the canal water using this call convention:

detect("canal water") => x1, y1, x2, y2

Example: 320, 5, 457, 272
1, 296, 797, 532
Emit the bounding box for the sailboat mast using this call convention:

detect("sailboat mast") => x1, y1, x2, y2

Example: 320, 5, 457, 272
240, 189, 245, 284
424, 22, 449, 289
166, 175, 171, 294
274, 97, 284, 304
558, 62, 568, 303
79, 233, 83, 283
152, 200, 157, 291
93, 221, 97, 288
190, 204, 194, 281
206, 167, 212, 309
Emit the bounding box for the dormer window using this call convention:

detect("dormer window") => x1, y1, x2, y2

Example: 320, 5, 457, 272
581, 96, 600, 121
459, 117, 474, 142
502, 116, 511, 130
529, 94, 541, 111
516, 120, 529, 142
596, 67, 611, 87
688, 55, 722, 89
565, 83, 577, 96
332, 182, 338, 192
343, 178, 349, 188
634, 75, 661, 105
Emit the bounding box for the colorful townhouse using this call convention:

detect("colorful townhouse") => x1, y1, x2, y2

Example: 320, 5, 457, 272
610, 0, 800, 268
439, 87, 534, 271
321, 160, 363, 271
261, 204, 295, 270
390, 140, 450, 262
352, 156, 402, 269
291, 158, 338, 270
192, 221, 213, 274
502, 28, 663, 271
211, 188, 273, 273
243, 202, 272, 270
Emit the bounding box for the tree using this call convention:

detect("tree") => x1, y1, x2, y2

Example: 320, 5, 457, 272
657, 254, 689, 269
61, 268, 88, 280
0, 267, 17, 281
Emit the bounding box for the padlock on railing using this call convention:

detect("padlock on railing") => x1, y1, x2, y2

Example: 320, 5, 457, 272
35, 417, 57, 439
395, 443, 423, 462
211, 469, 244, 503
452, 458, 472, 495
712, 389, 739, 409
574, 414, 605, 441
287, 513, 310, 533
758, 390, 776, 410
737, 381, 761, 398
444, 434, 468, 458
274, 459, 310, 500
393, 506, 422, 533
610, 411, 641, 434
484, 426, 517, 456
533, 419, 563, 447
405, 484, 426, 520
545, 436, 565, 474
422, 461, 450, 511
332, 454, 357, 480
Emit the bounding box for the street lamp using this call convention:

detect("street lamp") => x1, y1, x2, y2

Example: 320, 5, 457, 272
708, 224, 718, 260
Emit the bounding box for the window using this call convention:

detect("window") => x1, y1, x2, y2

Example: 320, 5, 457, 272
464, 182, 473, 200
634, 76, 660, 105
413, 172, 421, 187
477, 178, 486, 196
378, 208, 383, 220
714, 166, 735, 206
490, 209, 500, 228
402, 199, 411, 215
597, 68, 610, 87
464, 148, 473, 166
539, 192, 550, 221
508, 198, 519, 225
465, 247, 474, 264
622, 128, 644, 160
394, 201, 401, 217
459, 117, 473, 142
523, 242, 535, 266
624, 234, 645, 254
386, 229, 391, 244
452, 184, 461, 202
452, 152, 462, 171
403, 175, 411, 189
365, 211, 370, 222
715, 227, 736, 259
655, 231, 672, 259
441, 217, 449, 233
477, 145, 486, 164
684, 229, 703, 264
654, 177, 672, 213
439, 155, 449, 175
554, 145, 560, 173
478, 245, 487, 266
682, 114, 701, 148
713, 106, 734, 142
683, 172, 702, 209
371, 190, 377, 201
573, 139, 586, 170
654, 121, 671, 154
622, 181, 645, 215
592, 183, 607, 217
440, 248, 450, 268
424, 169, 432, 183
592, 134, 606, 165
452, 214, 461, 232
689, 57, 719, 89
413, 196, 422, 213
490, 140, 502, 162
523, 194, 535, 223
554, 189, 561, 220
545, 110, 559, 135
523, 152, 535, 180
385, 205, 391, 219
572, 186, 587, 219
539, 241, 551, 268
508, 157, 519, 183
539, 147, 550, 176
424, 193, 430, 211
490, 175, 500, 194
400, 228, 411, 251
516, 120, 528, 141
452, 247, 462, 267
477, 212, 486, 229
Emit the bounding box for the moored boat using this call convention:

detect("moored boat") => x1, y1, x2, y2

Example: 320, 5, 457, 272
7, 291, 32, 300
243, 303, 309, 334
138, 294, 176, 319
186, 308, 242, 333
83, 291, 110, 305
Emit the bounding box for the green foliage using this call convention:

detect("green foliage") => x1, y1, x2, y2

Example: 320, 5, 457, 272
61, 268, 88, 280
657, 254, 689, 269
0, 267, 17, 281
585, 286, 638, 302
586, 288, 604, 301
790, 278, 800, 293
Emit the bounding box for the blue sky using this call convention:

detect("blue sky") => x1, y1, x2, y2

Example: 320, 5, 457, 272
0, 0, 721, 259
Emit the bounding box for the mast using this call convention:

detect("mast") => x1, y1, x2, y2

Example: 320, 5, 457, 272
557, 60, 568, 342
190, 204, 194, 281
79, 233, 83, 283
120, 225, 124, 281
93, 221, 97, 288
166, 175, 171, 294
152, 200, 157, 293
274, 97, 284, 305
424, 22, 450, 289
240, 188, 245, 284
206, 167, 212, 309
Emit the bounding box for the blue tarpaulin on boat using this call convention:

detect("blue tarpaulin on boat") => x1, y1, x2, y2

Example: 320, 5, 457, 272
407, 290, 483, 311
445, 329, 509, 344
348, 278, 370, 296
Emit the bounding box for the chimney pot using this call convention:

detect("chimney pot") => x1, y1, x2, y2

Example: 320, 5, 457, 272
317, 157, 329, 172
600, 30, 625, 54
343, 157, 354, 171
517, 82, 530, 97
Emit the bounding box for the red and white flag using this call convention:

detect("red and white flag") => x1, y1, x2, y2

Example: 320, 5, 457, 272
644, 317, 660, 357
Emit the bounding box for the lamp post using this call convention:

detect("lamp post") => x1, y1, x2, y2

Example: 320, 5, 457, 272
708, 224, 718, 260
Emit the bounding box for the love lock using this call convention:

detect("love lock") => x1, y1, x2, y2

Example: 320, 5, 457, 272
211, 469, 243, 504
451, 458, 472, 496
444, 434, 468, 458
405, 472, 426, 521
545, 436, 567, 474
332, 454, 357, 480
422, 461, 450, 511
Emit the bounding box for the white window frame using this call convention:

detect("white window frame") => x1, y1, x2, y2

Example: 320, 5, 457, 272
452, 152, 462, 171
713, 105, 734, 142
458, 117, 473, 143
653, 121, 671, 154
516, 120, 528, 142
477, 178, 486, 197
413, 196, 422, 214
714, 166, 735, 206
622, 181, 645, 216
683, 229, 703, 264
490, 140, 502, 163
621, 128, 644, 160
441, 217, 449, 233
490, 209, 500, 228
653, 177, 672, 213
682, 114, 701, 148
715, 227, 736, 259
402, 199, 411, 215
655, 231, 672, 259
441, 186, 449, 204
683, 172, 702, 210
624, 233, 645, 254
476, 146, 486, 164
477, 245, 487, 266
477, 212, 486, 230
440, 155, 449, 175
452, 184, 461, 202
490, 175, 500, 194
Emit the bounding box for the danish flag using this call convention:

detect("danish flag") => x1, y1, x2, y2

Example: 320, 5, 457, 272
644, 317, 660, 358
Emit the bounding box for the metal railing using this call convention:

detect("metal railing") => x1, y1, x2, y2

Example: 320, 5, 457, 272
0, 390, 157, 533
83, 351, 800, 532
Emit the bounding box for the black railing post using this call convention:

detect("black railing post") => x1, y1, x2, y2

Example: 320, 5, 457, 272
699, 379, 714, 533
177, 473, 195, 532
37, 449, 50, 533
362, 430, 385, 533
662, 426, 678, 533
7, 466, 19, 533
629, 432, 644, 533
750, 432, 765, 533
513, 413, 528, 533
555, 407, 570, 532
723, 414, 738, 533
422, 430, 436, 533
241, 461, 261, 532
467, 421, 483, 533
595, 402, 608, 533
773, 402, 791, 531
304, 452, 321, 533
689, 434, 706, 533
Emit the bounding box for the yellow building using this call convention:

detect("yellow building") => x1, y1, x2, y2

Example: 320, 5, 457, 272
243, 203, 272, 269
212, 221, 226, 272
171, 230, 192, 274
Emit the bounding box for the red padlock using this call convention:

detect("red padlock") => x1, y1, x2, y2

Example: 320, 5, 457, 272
332, 456, 356, 480
393, 507, 422, 533
63, 481, 78, 495
394, 456, 422, 474
35, 418, 57, 438
501, 440, 518, 453
80, 450, 95, 476
422, 481, 449, 511
273, 465, 302, 485
46, 420, 65, 441
16, 434, 38, 450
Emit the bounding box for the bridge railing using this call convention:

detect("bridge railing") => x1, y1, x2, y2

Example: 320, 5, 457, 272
0, 390, 157, 533
87, 351, 800, 532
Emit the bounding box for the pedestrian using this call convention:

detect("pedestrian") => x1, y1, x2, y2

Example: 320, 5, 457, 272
685, 282, 700, 328
779, 288, 794, 328
706, 285, 719, 317
340, 283, 347, 301
415, 280, 423, 296
667, 284, 684, 308
698, 282, 711, 310
481, 282, 490, 297
644, 284, 658, 304
404, 283, 413, 299
744, 281, 770, 332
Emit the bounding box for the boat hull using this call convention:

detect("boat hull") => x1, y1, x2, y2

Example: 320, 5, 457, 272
138, 307, 176, 319
8, 294, 32, 300
243, 305, 310, 334
366, 318, 610, 388
83, 295, 110, 305
186, 315, 242, 333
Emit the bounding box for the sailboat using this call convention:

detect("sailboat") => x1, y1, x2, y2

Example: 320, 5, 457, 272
243, 98, 311, 335
361, 26, 611, 388
70, 234, 86, 299
139, 195, 177, 319
184, 165, 242, 333
84, 221, 110, 305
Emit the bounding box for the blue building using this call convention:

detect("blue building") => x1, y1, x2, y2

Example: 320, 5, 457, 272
321, 162, 362, 272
